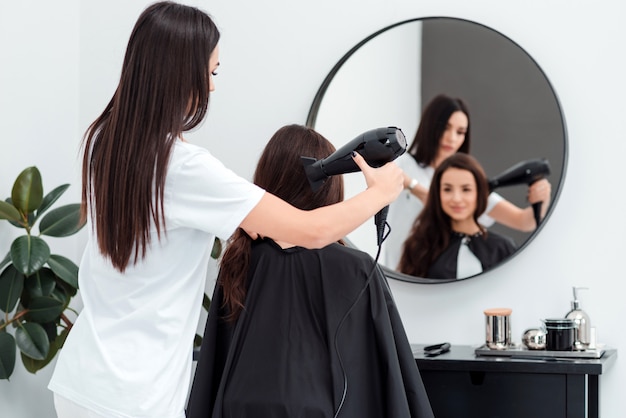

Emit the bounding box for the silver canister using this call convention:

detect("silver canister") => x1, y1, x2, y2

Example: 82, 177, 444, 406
522, 328, 547, 350
484, 308, 512, 350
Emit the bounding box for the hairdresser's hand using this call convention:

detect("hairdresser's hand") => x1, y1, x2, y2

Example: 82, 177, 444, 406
352, 152, 403, 204
527, 179, 552, 221
527, 179, 551, 205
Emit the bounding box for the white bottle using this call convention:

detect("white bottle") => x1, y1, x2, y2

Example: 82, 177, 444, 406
565, 286, 590, 349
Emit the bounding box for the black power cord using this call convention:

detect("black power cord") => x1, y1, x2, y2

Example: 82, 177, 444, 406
332, 219, 391, 417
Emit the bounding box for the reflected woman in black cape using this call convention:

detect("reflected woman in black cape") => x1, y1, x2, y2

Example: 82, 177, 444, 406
398, 153, 516, 280
187, 124, 433, 417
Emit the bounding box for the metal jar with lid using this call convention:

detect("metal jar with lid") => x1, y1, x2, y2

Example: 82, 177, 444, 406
484, 308, 512, 350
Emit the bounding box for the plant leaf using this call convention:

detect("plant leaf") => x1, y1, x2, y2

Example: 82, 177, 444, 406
0, 252, 10, 274
0, 265, 25, 313
0, 332, 16, 380
50, 286, 70, 306
25, 268, 56, 298
21, 327, 69, 374
16, 322, 49, 360
24, 296, 64, 323
53, 276, 76, 299
11, 167, 43, 214
54, 326, 70, 349
39, 204, 85, 237
47, 255, 79, 289
211, 237, 222, 259
10, 235, 50, 276
203, 293, 211, 311
4, 198, 31, 229
35, 184, 70, 221
0, 200, 21, 222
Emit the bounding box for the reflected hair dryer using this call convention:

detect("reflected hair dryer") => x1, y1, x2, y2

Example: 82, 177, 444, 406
488, 158, 551, 227
301, 126, 407, 246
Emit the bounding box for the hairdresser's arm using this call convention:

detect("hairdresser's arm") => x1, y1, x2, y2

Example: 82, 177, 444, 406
402, 172, 428, 204
404, 173, 428, 205
240, 153, 403, 249
487, 179, 552, 231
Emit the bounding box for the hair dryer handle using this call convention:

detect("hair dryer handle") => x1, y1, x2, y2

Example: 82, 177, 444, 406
532, 201, 542, 228
374, 205, 389, 246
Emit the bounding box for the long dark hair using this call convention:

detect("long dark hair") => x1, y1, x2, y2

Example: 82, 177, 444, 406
81, 2, 220, 271
408, 94, 471, 166
397, 153, 489, 277
219, 124, 344, 321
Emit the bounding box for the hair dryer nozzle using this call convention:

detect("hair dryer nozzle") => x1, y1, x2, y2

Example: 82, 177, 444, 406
302, 127, 406, 192
488, 158, 551, 192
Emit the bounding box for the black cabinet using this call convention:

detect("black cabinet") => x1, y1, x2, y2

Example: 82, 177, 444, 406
413, 345, 616, 418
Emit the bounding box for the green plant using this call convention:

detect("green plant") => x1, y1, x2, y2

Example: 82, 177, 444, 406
0, 166, 85, 380
193, 237, 220, 348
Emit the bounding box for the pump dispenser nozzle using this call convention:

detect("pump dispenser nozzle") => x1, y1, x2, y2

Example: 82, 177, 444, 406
570, 286, 587, 310
565, 286, 590, 349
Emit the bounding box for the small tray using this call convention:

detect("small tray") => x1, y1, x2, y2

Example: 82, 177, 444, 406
474, 344, 605, 359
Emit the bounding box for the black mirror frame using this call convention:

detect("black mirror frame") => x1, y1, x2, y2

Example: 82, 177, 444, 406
306, 16, 569, 284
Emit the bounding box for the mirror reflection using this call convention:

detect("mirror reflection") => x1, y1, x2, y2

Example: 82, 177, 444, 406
307, 17, 567, 284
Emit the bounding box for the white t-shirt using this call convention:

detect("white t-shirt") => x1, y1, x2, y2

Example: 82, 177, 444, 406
48, 141, 265, 418
383, 153, 503, 270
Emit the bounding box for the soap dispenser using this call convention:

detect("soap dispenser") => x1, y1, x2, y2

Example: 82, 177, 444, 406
565, 286, 590, 349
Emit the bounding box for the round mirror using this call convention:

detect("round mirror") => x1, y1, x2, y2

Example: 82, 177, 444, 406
307, 17, 567, 284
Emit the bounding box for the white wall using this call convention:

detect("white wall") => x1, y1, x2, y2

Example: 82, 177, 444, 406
1, 0, 624, 416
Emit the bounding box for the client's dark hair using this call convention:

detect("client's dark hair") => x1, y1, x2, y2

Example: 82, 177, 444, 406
397, 153, 489, 277
219, 124, 344, 321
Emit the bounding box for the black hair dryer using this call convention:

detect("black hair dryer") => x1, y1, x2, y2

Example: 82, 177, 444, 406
301, 126, 407, 246
488, 158, 551, 227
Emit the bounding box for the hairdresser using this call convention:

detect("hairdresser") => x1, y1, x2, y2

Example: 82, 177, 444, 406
385, 94, 551, 269
398, 153, 516, 279
47, 3, 403, 418
187, 124, 433, 418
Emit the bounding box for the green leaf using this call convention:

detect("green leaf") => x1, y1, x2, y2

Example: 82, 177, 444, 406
47, 255, 79, 289
16, 322, 49, 360
0, 200, 21, 222
10, 235, 50, 276
24, 296, 64, 323
0, 332, 16, 380
211, 237, 222, 259
0, 252, 10, 274
54, 326, 70, 349
25, 268, 56, 298
11, 167, 43, 214
5, 198, 34, 229
0, 265, 25, 313
203, 293, 211, 311
39, 204, 85, 237
21, 327, 68, 374
50, 286, 70, 305
53, 277, 76, 299
35, 184, 70, 221
41, 321, 58, 342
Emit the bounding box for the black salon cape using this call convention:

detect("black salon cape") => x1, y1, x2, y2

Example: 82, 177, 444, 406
186, 239, 433, 418
427, 231, 516, 280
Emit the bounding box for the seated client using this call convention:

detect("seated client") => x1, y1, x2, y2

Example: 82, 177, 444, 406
186, 124, 434, 418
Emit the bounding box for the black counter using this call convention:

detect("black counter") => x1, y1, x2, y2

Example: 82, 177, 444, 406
412, 344, 616, 418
